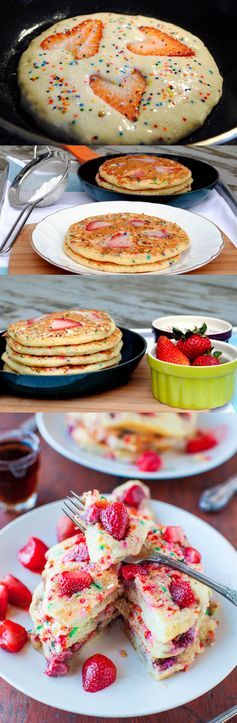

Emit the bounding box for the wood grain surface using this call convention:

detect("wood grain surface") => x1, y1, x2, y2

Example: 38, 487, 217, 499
8, 224, 237, 276
0, 412, 236, 723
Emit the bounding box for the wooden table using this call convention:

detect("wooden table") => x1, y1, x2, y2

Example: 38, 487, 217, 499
0, 413, 236, 723
9, 224, 237, 276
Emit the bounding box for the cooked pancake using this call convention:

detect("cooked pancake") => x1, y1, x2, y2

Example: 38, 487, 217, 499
18, 13, 222, 145
64, 240, 180, 273
96, 172, 192, 195
99, 155, 192, 191
5, 340, 123, 368
6, 310, 116, 348
6, 327, 122, 357
65, 213, 190, 266
2, 350, 122, 375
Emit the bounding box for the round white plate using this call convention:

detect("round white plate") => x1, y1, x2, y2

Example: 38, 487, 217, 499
0, 499, 236, 716
36, 412, 237, 480
31, 201, 223, 275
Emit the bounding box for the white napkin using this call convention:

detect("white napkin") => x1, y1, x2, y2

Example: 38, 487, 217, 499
0, 184, 236, 271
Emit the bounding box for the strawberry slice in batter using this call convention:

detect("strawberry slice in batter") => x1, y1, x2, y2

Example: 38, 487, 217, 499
127, 27, 195, 57
41, 19, 103, 60
89, 70, 146, 122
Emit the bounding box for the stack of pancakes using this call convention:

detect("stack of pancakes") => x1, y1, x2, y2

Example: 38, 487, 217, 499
66, 412, 196, 462
96, 155, 193, 196
2, 310, 123, 375
64, 211, 190, 273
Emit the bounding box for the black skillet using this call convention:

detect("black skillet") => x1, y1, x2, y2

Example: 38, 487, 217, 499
0, 327, 146, 400
0, 0, 236, 145
78, 152, 219, 209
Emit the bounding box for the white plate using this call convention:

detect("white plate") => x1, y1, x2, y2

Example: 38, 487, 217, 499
36, 412, 237, 480
31, 201, 224, 275
0, 499, 236, 717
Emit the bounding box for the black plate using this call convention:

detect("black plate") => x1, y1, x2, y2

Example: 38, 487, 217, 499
78, 152, 219, 209
0, 0, 236, 144
0, 327, 146, 399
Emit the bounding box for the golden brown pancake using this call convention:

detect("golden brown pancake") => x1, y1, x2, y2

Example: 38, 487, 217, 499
98, 155, 192, 191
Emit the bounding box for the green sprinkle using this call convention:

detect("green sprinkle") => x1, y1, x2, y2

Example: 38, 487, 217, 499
36, 625, 43, 631
161, 587, 167, 593
154, 546, 161, 551
68, 627, 78, 638
92, 581, 102, 590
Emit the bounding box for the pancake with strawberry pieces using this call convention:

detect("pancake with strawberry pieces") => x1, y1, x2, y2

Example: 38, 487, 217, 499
63, 240, 180, 273
64, 212, 189, 272
2, 350, 122, 375
5, 339, 123, 368
6, 327, 122, 357
96, 172, 192, 196
18, 13, 222, 145
5, 310, 116, 347
98, 155, 192, 192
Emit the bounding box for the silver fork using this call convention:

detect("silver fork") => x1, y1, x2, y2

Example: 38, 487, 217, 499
62, 493, 237, 607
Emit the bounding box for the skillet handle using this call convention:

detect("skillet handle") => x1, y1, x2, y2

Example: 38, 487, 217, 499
63, 146, 98, 163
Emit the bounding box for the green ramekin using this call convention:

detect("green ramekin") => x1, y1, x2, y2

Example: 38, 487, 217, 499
147, 340, 237, 409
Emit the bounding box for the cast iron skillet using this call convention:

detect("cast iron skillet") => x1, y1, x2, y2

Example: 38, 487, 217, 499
78, 152, 219, 209
0, 327, 146, 399
0, 0, 236, 144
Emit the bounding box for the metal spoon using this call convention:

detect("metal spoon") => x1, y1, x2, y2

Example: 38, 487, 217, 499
208, 705, 237, 723
199, 475, 237, 512
0, 148, 69, 254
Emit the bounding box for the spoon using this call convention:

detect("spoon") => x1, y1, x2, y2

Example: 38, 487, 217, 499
208, 705, 237, 723
199, 475, 237, 511
0, 148, 69, 254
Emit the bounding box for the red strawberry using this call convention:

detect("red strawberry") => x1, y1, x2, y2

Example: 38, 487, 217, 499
107, 233, 132, 249
50, 318, 82, 330
121, 564, 147, 581
192, 354, 221, 366
122, 483, 146, 507
1, 574, 32, 609
186, 431, 217, 454
58, 570, 92, 596
86, 220, 111, 231
0, 620, 28, 653
170, 579, 196, 608
156, 336, 190, 365
0, 583, 8, 620
127, 26, 195, 57
41, 19, 103, 60
82, 653, 117, 692
18, 537, 48, 573
89, 70, 146, 122
163, 526, 186, 545
100, 502, 128, 540
172, 323, 212, 361
136, 450, 162, 472
184, 547, 201, 564
56, 514, 78, 542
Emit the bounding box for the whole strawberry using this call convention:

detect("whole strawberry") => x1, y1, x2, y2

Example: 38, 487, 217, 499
172, 322, 211, 361
82, 653, 117, 692
156, 336, 190, 366
192, 353, 222, 367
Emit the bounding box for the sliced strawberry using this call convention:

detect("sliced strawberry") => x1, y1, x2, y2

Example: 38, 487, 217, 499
86, 220, 112, 231
56, 514, 78, 542
122, 483, 146, 508
82, 653, 117, 692
1, 574, 32, 609
186, 431, 217, 454
90, 70, 146, 122
184, 547, 201, 564
144, 228, 168, 238
50, 318, 82, 331
129, 219, 146, 227
170, 578, 196, 608
58, 570, 92, 596
0, 620, 28, 653
155, 166, 175, 174
18, 537, 48, 573
121, 564, 148, 581
136, 450, 162, 472
84, 502, 101, 525
107, 233, 132, 249
41, 19, 103, 60
100, 502, 128, 541
163, 526, 186, 545
126, 169, 146, 181
0, 583, 8, 620
127, 26, 195, 57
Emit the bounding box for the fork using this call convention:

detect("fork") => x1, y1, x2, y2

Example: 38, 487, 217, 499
63, 492, 237, 607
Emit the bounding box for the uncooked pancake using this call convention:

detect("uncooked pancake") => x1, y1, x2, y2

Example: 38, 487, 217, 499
64, 213, 190, 265
63, 240, 180, 273
6, 327, 122, 357
98, 155, 192, 190
2, 350, 122, 375
6, 310, 116, 348
5, 340, 123, 368
18, 12, 223, 144
96, 172, 192, 196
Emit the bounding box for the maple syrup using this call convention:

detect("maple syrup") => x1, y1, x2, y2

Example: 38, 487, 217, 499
0, 431, 40, 511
